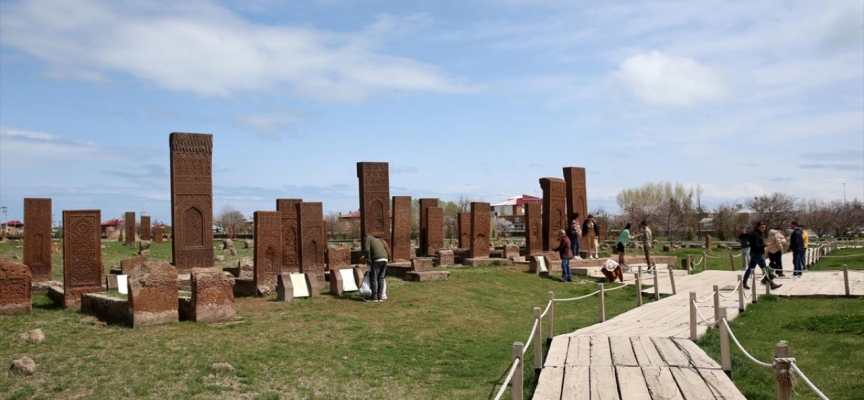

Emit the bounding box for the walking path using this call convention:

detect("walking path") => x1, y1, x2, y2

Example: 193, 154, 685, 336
532, 250, 862, 400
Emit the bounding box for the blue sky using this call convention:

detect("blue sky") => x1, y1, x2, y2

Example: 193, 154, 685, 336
1, 0, 862, 225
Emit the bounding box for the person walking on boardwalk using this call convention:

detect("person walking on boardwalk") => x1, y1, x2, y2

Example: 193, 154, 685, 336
568, 213, 582, 260
361, 234, 390, 303
766, 225, 787, 277
553, 229, 574, 282
738, 226, 750, 271
743, 221, 782, 290
789, 221, 805, 278
639, 220, 654, 271
583, 215, 600, 259
615, 223, 639, 270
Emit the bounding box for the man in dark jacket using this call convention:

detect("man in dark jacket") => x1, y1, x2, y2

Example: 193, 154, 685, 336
361, 234, 389, 303
553, 229, 573, 282
743, 221, 782, 290
789, 221, 805, 278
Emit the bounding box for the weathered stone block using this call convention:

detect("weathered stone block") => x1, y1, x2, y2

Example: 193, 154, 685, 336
326, 246, 351, 270
405, 271, 450, 282
504, 244, 521, 260
188, 267, 235, 323
0, 261, 32, 315
128, 261, 178, 327
170, 133, 214, 272
435, 250, 454, 266
120, 256, 148, 275
80, 293, 129, 325
24, 198, 52, 282
412, 257, 434, 272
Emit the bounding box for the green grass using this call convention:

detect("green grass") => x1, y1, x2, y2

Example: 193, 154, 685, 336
808, 248, 864, 271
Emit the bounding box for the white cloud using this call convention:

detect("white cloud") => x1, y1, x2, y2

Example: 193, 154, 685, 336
232, 111, 304, 139
0, 126, 58, 140
0, 0, 474, 101
614, 51, 726, 107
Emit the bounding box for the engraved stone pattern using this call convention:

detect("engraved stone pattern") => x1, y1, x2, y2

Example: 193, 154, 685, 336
276, 199, 302, 273
120, 256, 148, 275
0, 261, 32, 315
326, 246, 351, 270
525, 203, 543, 255
470, 202, 491, 258
128, 261, 179, 327
254, 211, 282, 295
154, 226, 163, 244
24, 198, 52, 282
357, 162, 391, 243
563, 167, 589, 249
418, 198, 439, 256
540, 178, 567, 251
140, 216, 151, 241
425, 207, 444, 256
298, 202, 325, 280
391, 196, 412, 261
189, 267, 235, 323
170, 132, 214, 272
125, 212, 135, 246
63, 210, 103, 308
457, 212, 471, 249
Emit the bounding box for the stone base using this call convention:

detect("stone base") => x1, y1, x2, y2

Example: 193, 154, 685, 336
233, 278, 257, 296
405, 271, 450, 282
462, 258, 511, 267
223, 267, 241, 278
131, 310, 179, 328
81, 293, 129, 325
384, 261, 412, 278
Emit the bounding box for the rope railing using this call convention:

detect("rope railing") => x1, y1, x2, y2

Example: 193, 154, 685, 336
720, 318, 774, 368
694, 291, 717, 303
692, 301, 714, 325
791, 361, 831, 400
717, 280, 740, 298
493, 357, 521, 400
522, 319, 539, 356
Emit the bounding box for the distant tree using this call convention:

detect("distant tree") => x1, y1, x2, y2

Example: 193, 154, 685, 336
324, 211, 347, 240
711, 202, 750, 240
496, 217, 514, 240
745, 193, 797, 229
833, 199, 864, 237
616, 182, 695, 239
799, 199, 836, 237
217, 205, 246, 238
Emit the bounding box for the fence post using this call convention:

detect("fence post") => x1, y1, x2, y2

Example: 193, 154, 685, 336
766, 276, 771, 295
547, 292, 554, 343
719, 308, 731, 377
687, 255, 693, 274
636, 276, 643, 306
775, 342, 792, 400
653, 270, 660, 301
533, 307, 542, 373
712, 285, 721, 326
689, 292, 697, 341
737, 275, 745, 312
843, 265, 850, 296
513, 342, 523, 400
598, 283, 605, 322
668, 266, 677, 294
729, 253, 735, 271
703, 251, 708, 271
752, 274, 757, 303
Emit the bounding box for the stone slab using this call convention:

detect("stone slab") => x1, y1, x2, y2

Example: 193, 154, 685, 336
405, 271, 450, 282
462, 258, 511, 267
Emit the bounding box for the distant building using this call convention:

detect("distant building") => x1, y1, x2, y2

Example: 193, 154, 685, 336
492, 195, 542, 232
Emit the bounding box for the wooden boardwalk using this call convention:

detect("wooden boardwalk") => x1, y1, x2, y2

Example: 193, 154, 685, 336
533, 250, 861, 399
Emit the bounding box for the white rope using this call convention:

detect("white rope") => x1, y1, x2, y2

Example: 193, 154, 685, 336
493, 358, 521, 400
732, 253, 742, 258
820, 254, 864, 258
791, 361, 831, 400
743, 289, 753, 299
721, 318, 774, 368
603, 282, 633, 292
554, 290, 601, 302
540, 300, 553, 318
522, 319, 539, 356
692, 301, 714, 325
718, 281, 741, 298
694, 256, 705, 266
706, 254, 723, 259
694, 291, 717, 303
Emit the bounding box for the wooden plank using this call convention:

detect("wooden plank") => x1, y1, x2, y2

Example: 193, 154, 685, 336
652, 337, 692, 367
698, 368, 747, 400
590, 365, 621, 400
615, 366, 651, 400
669, 366, 717, 400
672, 338, 721, 370
591, 335, 613, 366
567, 336, 591, 366
545, 336, 569, 367
610, 336, 639, 366
642, 367, 684, 400
562, 366, 590, 399
533, 366, 564, 400
631, 336, 666, 367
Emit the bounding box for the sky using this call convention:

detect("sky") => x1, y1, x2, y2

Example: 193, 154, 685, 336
1, 0, 862, 226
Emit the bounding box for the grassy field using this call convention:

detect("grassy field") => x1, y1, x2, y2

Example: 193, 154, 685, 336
808, 247, 864, 271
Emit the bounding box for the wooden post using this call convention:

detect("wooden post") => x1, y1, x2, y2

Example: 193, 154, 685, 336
751, 273, 757, 302
533, 307, 542, 373
703, 252, 708, 271
843, 265, 850, 296
713, 285, 720, 327
636, 276, 643, 306
719, 308, 731, 376
669, 266, 677, 295
775, 342, 792, 400
653, 270, 660, 301
513, 342, 524, 400
729, 253, 735, 271
689, 292, 697, 341
737, 275, 745, 312
547, 292, 554, 342
687, 255, 693, 274
766, 277, 771, 295
638, 264, 643, 279
598, 283, 605, 322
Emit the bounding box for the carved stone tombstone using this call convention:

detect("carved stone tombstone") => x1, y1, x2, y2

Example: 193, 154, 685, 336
276, 199, 302, 274
426, 207, 444, 256
169, 132, 214, 272
356, 162, 391, 244
470, 202, 491, 258
705, 234, 713, 250
153, 226, 163, 244
457, 212, 471, 249
124, 211, 136, 246
418, 198, 439, 255
254, 211, 282, 296
127, 261, 179, 327
525, 203, 542, 255
189, 267, 235, 323
62, 210, 103, 309
326, 246, 351, 270
140, 215, 151, 241
0, 261, 32, 315
298, 202, 325, 281
24, 198, 52, 282
391, 196, 412, 261
563, 167, 588, 248
540, 177, 567, 251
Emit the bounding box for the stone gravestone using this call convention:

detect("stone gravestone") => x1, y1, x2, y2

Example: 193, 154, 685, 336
127, 261, 179, 327
153, 226, 163, 244
425, 207, 444, 256
563, 167, 588, 249
470, 202, 491, 258
457, 212, 471, 249
0, 261, 32, 315
120, 256, 148, 275
276, 199, 302, 274
390, 196, 412, 261
140, 215, 151, 241
298, 202, 325, 281
189, 267, 235, 323
525, 203, 543, 255
254, 211, 283, 296
62, 210, 103, 309
539, 177, 567, 251
169, 132, 214, 272
357, 162, 391, 244
125, 211, 136, 246
418, 198, 439, 255
705, 234, 713, 250
23, 198, 52, 282
326, 246, 351, 270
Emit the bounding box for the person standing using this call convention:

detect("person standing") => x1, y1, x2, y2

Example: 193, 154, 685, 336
640, 220, 654, 271
615, 223, 638, 270
553, 229, 574, 282
743, 221, 782, 290
801, 225, 810, 270
583, 215, 600, 259
568, 213, 582, 260
361, 234, 389, 303
789, 221, 805, 278
766, 225, 787, 277
738, 226, 751, 271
